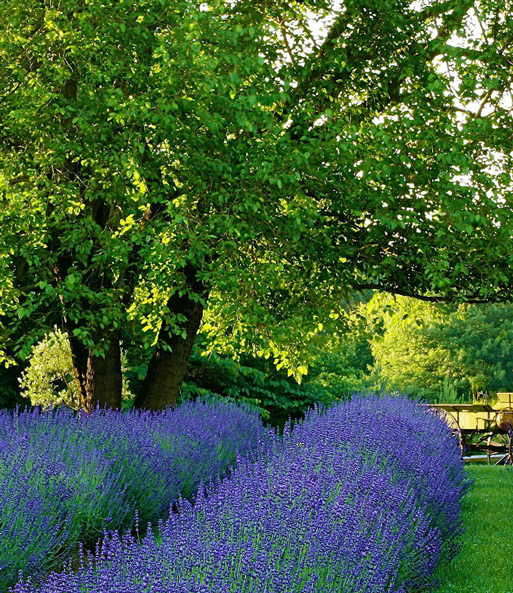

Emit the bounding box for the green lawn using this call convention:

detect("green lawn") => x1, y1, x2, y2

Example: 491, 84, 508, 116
434, 464, 513, 593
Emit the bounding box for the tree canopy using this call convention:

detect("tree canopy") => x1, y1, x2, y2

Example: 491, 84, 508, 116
1, 0, 513, 410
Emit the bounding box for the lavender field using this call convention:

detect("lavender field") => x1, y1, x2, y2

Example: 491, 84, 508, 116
0, 393, 471, 593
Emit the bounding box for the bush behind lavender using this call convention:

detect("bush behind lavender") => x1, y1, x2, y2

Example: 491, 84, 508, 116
11, 393, 471, 593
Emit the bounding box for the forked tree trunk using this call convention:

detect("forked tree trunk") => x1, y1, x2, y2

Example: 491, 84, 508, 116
51, 76, 124, 413
66, 326, 123, 413
133, 263, 208, 411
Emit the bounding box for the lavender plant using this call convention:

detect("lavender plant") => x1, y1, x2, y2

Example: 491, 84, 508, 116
0, 396, 274, 591
284, 392, 472, 558
0, 432, 73, 588
0, 430, 130, 591
11, 451, 442, 593
11, 393, 470, 593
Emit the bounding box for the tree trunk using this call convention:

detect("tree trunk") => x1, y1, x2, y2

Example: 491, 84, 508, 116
66, 326, 123, 413
133, 263, 208, 411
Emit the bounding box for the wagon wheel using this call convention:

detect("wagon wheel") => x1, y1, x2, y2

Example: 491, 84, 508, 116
433, 409, 465, 454
487, 432, 513, 465
487, 411, 513, 465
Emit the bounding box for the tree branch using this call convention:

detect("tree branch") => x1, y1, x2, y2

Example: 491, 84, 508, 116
351, 283, 512, 304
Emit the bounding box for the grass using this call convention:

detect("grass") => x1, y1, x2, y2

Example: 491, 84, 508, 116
434, 464, 513, 593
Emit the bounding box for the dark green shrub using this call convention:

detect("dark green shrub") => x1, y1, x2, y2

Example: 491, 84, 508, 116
179, 347, 344, 436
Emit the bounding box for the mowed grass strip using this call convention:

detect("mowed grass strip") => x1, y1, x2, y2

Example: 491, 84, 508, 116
434, 464, 513, 593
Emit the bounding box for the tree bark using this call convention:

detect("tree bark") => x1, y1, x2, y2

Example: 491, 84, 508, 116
133, 263, 208, 411
66, 325, 123, 413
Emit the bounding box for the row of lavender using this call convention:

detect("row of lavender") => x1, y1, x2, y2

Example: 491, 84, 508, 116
7, 393, 471, 593
0, 397, 275, 591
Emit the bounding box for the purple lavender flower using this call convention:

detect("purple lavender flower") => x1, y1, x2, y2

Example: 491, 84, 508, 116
11, 393, 469, 593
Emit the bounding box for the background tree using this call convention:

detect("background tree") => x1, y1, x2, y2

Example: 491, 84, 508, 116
367, 294, 513, 402
2, 0, 513, 412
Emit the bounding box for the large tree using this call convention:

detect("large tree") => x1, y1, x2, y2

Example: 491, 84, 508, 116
1, 0, 513, 412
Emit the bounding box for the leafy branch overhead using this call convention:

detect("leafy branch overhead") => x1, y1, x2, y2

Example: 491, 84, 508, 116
1, 0, 513, 404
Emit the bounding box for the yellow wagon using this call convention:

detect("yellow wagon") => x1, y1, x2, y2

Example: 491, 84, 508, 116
430, 393, 513, 465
